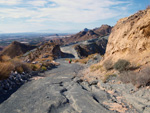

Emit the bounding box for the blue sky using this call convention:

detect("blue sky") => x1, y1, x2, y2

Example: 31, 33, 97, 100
0, 0, 149, 33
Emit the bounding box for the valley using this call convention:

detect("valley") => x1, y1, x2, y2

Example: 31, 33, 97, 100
0, 6, 150, 113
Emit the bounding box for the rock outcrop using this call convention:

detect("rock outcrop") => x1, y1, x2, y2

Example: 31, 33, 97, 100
74, 38, 108, 58
102, 8, 150, 65
23, 43, 62, 61
0, 41, 36, 58
23, 42, 73, 62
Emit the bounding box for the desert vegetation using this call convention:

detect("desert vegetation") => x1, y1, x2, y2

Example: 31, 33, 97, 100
111, 59, 150, 87
113, 59, 130, 72
103, 59, 113, 70
0, 55, 31, 80
119, 67, 150, 88
0, 55, 57, 80
66, 53, 98, 64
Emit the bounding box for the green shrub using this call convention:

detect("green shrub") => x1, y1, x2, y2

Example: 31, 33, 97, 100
114, 59, 130, 72
41, 66, 47, 71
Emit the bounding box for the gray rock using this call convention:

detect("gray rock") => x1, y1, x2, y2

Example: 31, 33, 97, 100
0, 59, 115, 113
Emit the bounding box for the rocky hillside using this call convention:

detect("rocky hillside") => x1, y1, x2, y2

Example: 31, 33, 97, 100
0, 47, 3, 52
51, 25, 112, 45
0, 41, 36, 58
74, 38, 108, 58
101, 8, 150, 66
23, 42, 72, 62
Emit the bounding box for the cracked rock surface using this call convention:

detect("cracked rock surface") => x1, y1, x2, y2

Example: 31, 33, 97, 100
0, 59, 133, 113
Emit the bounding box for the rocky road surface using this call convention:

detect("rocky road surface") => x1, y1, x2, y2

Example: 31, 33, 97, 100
61, 46, 79, 59
0, 59, 118, 113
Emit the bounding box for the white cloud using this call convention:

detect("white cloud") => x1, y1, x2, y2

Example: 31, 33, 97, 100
27, 0, 48, 7
0, 0, 21, 5
0, 0, 131, 23
26, 0, 131, 23
0, 0, 133, 32
0, 8, 37, 18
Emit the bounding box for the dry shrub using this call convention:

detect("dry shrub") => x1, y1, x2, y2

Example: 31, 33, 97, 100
1, 55, 11, 62
42, 62, 54, 68
76, 54, 97, 64
30, 64, 41, 71
103, 59, 113, 70
102, 73, 116, 83
136, 67, 150, 86
113, 59, 130, 72
0, 62, 14, 80
119, 71, 136, 84
67, 53, 98, 64
119, 67, 150, 87
11, 58, 31, 73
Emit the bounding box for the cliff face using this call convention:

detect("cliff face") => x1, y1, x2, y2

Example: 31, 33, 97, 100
74, 38, 108, 58
102, 9, 150, 65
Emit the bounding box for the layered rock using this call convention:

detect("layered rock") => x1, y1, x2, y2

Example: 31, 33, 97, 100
102, 8, 150, 65
23, 43, 63, 62
74, 38, 108, 58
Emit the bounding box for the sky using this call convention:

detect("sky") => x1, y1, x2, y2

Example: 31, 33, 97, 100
0, 0, 149, 33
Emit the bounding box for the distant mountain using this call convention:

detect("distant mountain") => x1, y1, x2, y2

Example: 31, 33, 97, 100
50, 24, 112, 45
83, 28, 89, 32
0, 41, 36, 58
93, 25, 112, 36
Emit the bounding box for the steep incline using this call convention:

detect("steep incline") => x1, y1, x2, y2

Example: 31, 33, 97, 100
102, 8, 150, 65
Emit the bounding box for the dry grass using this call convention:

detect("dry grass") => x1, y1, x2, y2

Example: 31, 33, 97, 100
1, 55, 11, 62
0, 56, 32, 80
66, 53, 98, 64
0, 62, 14, 80
29, 64, 41, 71
90, 64, 103, 72
102, 73, 117, 83
11, 58, 31, 73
